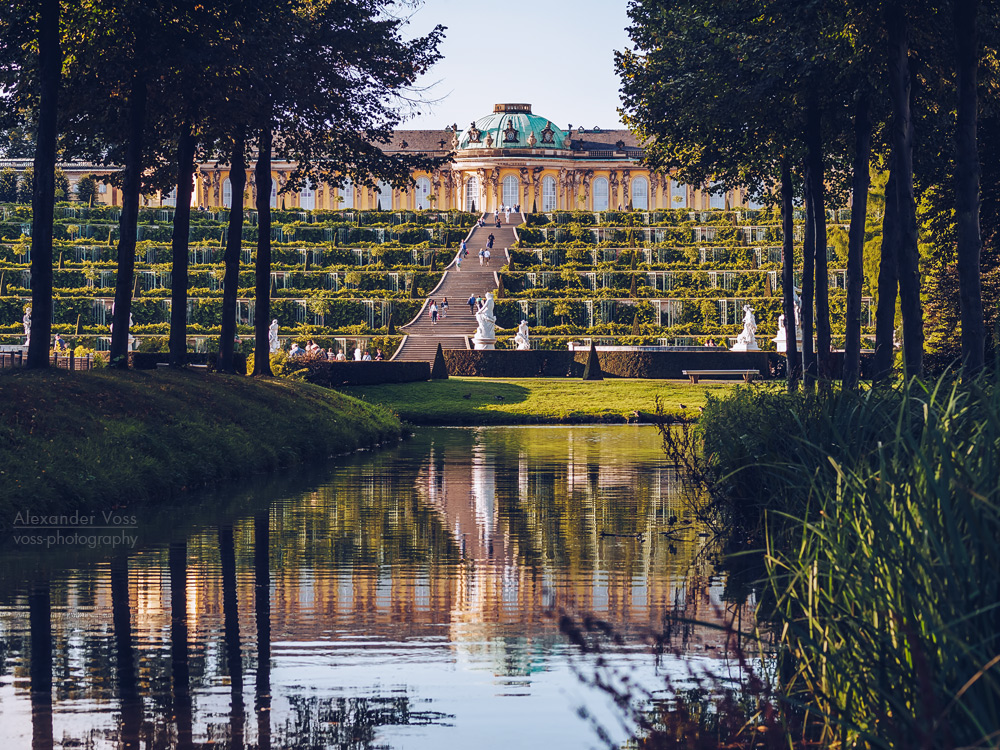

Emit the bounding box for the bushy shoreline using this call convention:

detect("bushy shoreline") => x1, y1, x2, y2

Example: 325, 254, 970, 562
0, 369, 403, 534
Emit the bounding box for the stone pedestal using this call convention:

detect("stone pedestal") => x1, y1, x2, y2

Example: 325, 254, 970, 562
771, 328, 803, 354
473, 334, 496, 350
731, 341, 761, 352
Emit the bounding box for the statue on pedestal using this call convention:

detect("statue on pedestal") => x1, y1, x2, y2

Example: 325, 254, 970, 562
109, 311, 138, 351
22, 306, 31, 346
268, 319, 280, 353
773, 289, 804, 353
472, 292, 497, 350
513, 320, 530, 351
731, 304, 761, 352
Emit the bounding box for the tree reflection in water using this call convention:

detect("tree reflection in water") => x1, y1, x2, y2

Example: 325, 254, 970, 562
0, 426, 732, 749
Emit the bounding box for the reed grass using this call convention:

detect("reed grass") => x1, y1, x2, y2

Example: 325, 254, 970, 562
697, 376, 1000, 747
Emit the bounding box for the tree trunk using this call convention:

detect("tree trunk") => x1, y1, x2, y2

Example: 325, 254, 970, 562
112, 556, 142, 746
169, 542, 193, 748
169, 127, 197, 368
806, 104, 831, 380
253, 120, 274, 376
886, 2, 923, 378
26, 0, 59, 369
780, 157, 798, 390
219, 129, 246, 374
110, 76, 147, 368
954, 0, 985, 373
29, 582, 53, 749
255, 513, 272, 750
802, 160, 816, 387
873, 170, 899, 381
844, 92, 871, 389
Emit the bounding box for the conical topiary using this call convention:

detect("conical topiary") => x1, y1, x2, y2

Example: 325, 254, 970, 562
632, 313, 640, 336
582, 341, 603, 381
630, 250, 637, 270
75, 313, 82, 336
629, 273, 637, 299
387, 312, 396, 335
496, 275, 505, 299
506, 252, 514, 272
430, 342, 448, 379
532, 198, 537, 213
429, 250, 437, 272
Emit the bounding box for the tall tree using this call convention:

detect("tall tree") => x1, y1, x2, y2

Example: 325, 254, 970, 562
885, 1, 924, 378
843, 90, 871, 389
26, 0, 60, 368
953, 0, 985, 372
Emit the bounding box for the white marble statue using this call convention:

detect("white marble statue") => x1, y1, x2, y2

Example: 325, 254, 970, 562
22, 306, 31, 346
268, 319, 280, 353
473, 292, 497, 350
773, 290, 805, 353
732, 304, 760, 352
108, 310, 137, 350
513, 320, 530, 351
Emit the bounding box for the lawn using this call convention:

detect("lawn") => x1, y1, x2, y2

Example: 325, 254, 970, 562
338, 377, 737, 424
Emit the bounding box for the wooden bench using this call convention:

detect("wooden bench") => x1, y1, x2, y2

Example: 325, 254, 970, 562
682, 369, 760, 384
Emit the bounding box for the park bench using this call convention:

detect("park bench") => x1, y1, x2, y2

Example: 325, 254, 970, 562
682, 369, 760, 384
156, 362, 209, 371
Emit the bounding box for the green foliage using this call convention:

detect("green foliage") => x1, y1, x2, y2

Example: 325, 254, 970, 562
0, 169, 17, 203
76, 174, 99, 205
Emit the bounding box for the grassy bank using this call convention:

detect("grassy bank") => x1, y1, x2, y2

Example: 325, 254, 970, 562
0, 369, 402, 530
693, 378, 1000, 747
339, 377, 735, 424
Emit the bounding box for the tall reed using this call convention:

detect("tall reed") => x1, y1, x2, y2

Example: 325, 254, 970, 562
699, 376, 1000, 747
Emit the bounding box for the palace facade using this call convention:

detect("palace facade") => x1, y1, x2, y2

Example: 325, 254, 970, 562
9, 103, 759, 212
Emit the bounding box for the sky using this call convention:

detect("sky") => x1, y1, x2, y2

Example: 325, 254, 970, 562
402, 0, 633, 132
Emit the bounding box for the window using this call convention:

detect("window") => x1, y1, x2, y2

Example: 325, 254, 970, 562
340, 178, 354, 209
542, 175, 556, 211
593, 177, 609, 211
709, 181, 725, 210
377, 181, 392, 210
502, 175, 519, 207
631, 177, 649, 210
465, 176, 479, 211
670, 179, 687, 208
163, 187, 177, 207
415, 177, 431, 210
299, 180, 315, 211
222, 178, 232, 208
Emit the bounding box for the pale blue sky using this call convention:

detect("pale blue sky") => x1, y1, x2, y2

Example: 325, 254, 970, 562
403, 0, 633, 131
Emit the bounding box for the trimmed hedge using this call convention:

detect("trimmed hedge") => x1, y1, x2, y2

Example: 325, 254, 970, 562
132, 352, 248, 373
443, 349, 775, 379
302, 360, 430, 387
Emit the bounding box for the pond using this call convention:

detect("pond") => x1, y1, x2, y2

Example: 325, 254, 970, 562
0, 425, 742, 749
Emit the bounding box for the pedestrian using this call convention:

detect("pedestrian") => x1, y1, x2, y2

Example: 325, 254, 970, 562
478, 248, 484, 266
505, 206, 510, 222
461, 238, 467, 255
442, 297, 449, 318
484, 248, 491, 266
430, 299, 438, 325
375, 348, 384, 360
468, 294, 476, 314
455, 250, 462, 271
488, 233, 494, 248
495, 216, 501, 228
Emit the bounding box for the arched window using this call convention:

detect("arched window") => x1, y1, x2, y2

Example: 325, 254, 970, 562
542, 175, 556, 211
465, 176, 479, 212
709, 181, 726, 209
222, 178, 232, 208
339, 178, 354, 209
269, 180, 277, 209
163, 187, 177, 207
377, 181, 392, 210
670, 179, 687, 209
415, 176, 431, 210
502, 175, 519, 207
631, 177, 649, 210
593, 177, 609, 211
299, 180, 315, 211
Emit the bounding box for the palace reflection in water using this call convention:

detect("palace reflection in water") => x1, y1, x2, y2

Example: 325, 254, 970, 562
0, 426, 748, 749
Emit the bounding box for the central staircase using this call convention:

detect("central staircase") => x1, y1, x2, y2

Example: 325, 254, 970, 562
392, 212, 521, 361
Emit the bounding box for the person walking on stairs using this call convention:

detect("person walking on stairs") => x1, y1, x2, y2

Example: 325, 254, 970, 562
455, 249, 462, 271
429, 300, 438, 325
441, 297, 449, 318
468, 294, 476, 315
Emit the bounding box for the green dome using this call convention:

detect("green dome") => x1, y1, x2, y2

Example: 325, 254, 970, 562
458, 104, 567, 150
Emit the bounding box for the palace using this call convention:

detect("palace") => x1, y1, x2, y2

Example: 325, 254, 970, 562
5, 103, 757, 212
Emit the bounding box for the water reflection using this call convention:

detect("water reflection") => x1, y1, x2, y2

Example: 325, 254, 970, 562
0, 426, 743, 749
